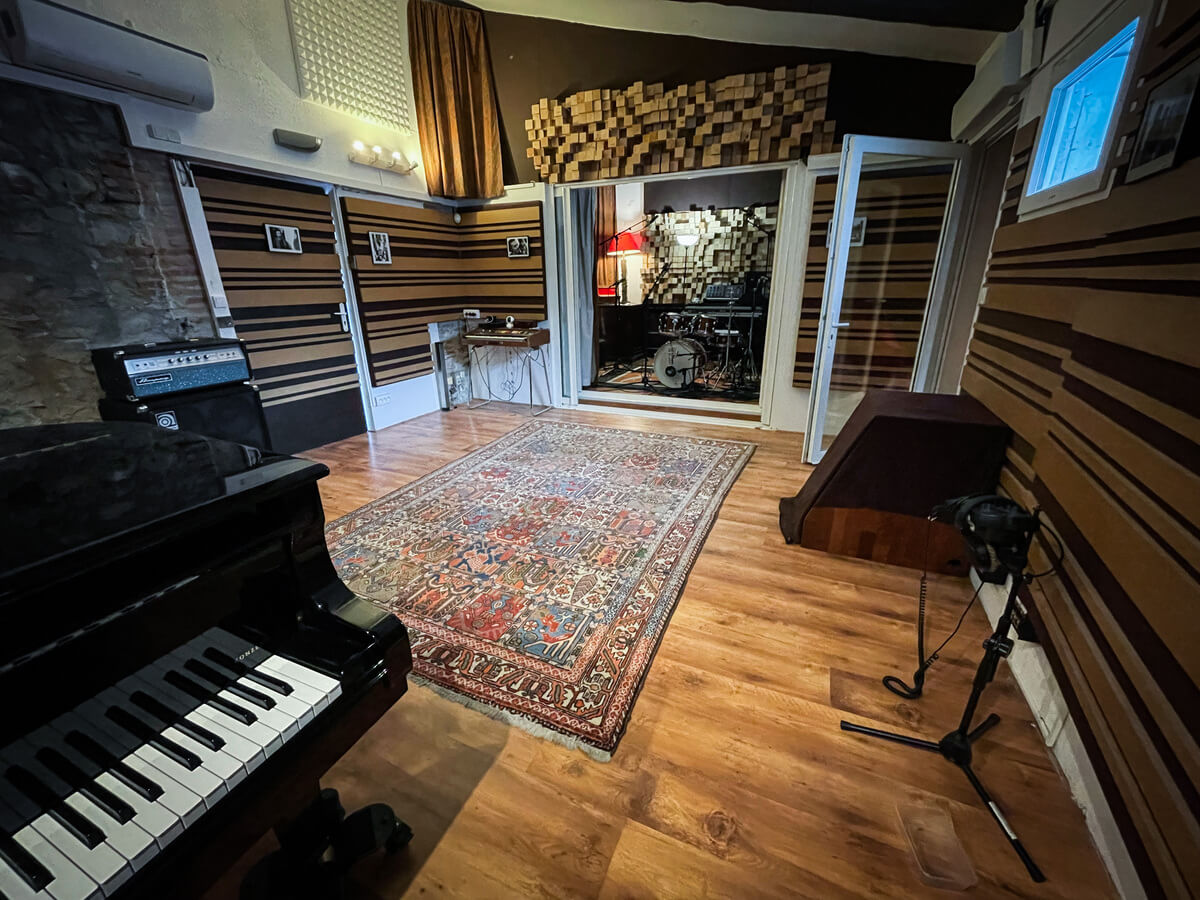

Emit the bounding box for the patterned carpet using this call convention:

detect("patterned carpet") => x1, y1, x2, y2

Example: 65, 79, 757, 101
326, 420, 754, 757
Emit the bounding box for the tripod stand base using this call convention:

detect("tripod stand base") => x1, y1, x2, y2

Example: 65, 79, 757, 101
840, 718, 1045, 883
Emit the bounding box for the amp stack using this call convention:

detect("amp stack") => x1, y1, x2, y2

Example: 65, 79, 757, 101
91, 338, 272, 449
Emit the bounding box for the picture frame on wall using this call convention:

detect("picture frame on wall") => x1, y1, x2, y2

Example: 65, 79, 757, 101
826, 216, 867, 248
506, 235, 530, 258
264, 224, 303, 254
369, 231, 392, 265
1126, 58, 1200, 183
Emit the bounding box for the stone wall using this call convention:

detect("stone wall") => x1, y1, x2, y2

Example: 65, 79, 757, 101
0, 82, 211, 428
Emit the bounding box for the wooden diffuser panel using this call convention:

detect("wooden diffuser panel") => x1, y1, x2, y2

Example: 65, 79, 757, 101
525, 65, 835, 183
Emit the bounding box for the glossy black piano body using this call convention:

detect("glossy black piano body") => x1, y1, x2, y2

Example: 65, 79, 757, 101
0, 423, 412, 899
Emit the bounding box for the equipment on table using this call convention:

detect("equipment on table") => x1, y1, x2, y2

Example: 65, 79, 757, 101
92, 339, 269, 450
778, 391, 1010, 573
465, 322, 552, 416
841, 494, 1057, 884
0, 422, 414, 900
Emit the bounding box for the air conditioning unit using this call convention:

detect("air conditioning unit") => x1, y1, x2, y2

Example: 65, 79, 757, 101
951, 29, 1024, 142
0, 0, 214, 111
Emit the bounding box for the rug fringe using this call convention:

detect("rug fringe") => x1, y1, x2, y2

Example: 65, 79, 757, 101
409, 674, 613, 763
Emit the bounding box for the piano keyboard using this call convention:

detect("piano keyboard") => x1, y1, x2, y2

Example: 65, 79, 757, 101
0, 628, 342, 900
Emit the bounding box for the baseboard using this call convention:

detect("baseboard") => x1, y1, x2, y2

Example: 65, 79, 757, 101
974, 575, 1147, 900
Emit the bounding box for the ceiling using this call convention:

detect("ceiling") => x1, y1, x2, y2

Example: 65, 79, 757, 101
669, 0, 1026, 33
468, 0, 1007, 65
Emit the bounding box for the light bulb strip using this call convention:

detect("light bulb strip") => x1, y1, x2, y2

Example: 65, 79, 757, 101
348, 140, 419, 175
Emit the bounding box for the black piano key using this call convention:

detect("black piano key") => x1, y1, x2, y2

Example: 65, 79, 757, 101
104, 707, 202, 772
34, 749, 134, 825
184, 659, 274, 710
164, 671, 256, 726
129, 691, 224, 752
202, 648, 293, 695
4, 766, 105, 849
0, 830, 53, 891
64, 731, 162, 802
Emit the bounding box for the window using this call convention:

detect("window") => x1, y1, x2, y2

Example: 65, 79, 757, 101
1027, 18, 1139, 198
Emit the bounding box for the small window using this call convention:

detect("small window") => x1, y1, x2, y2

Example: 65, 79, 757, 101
1027, 18, 1139, 196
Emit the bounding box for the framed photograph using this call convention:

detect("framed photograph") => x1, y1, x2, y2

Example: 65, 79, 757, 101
1126, 58, 1200, 183
826, 216, 867, 248
264, 224, 303, 254
506, 235, 530, 258
369, 230, 392, 265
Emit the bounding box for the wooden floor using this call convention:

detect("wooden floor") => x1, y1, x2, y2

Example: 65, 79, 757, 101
215, 406, 1113, 899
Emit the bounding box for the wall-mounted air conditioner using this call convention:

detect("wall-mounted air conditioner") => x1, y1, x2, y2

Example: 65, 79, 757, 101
0, 0, 214, 111
951, 29, 1025, 142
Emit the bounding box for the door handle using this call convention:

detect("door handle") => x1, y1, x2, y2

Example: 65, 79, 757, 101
335, 302, 350, 333
832, 321, 851, 328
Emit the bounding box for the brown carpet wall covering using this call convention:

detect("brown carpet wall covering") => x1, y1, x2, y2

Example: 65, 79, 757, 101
407, 0, 504, 199
960, 5, 1200, 895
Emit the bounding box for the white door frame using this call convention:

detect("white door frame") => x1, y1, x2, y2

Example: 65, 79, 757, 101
802, 135, 972, 463
554, 160, 806, 426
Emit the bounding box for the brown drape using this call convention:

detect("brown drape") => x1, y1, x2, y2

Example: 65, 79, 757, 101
407, 0, 504, 199
595, 184, 618, 294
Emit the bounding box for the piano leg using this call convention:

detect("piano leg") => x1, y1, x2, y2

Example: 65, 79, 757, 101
240, 789, 412, 898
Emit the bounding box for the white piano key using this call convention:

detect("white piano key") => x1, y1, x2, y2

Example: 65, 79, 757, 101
141, 662, 283, 757
257, 657, 341, 703
62, 794, 154, 872
194, 632, 330, 713
26, 813, 127, 897
48, 712, 204, 829
72, 703, 223, 814
0, 853, 42, 900
123, 672, 265, 771
159, 650, 301, 741
9, 824, 99, 900
93, 773, 182, 849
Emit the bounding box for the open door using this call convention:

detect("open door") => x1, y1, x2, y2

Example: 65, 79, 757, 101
803, 136, 969, 463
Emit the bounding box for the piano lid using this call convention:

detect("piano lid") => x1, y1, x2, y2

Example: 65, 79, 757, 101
0, 422, 322, 580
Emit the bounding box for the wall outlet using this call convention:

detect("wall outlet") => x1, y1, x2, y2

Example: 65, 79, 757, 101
373, 394, 391, 406
463, 308, 481, 319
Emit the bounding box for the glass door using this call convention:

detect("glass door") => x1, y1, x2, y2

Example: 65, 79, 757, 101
802, 136, 969, 463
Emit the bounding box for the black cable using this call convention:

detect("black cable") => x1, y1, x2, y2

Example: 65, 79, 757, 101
925, 580, 985, 663
1028, 520, 1066, 578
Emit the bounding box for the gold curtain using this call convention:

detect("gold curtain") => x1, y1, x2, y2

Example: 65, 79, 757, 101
407, 0, 503, 199
595, 184, 617, 295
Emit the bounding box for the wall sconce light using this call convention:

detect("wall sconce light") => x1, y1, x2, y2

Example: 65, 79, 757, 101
675, 234, 700, 247
348, 140, 419, 175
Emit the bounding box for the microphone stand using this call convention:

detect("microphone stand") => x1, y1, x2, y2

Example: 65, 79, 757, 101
839, 514, 1046, 883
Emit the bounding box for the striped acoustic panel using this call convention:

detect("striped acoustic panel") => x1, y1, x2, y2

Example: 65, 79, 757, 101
192, 168, 365, 452
961, 7, 1200, 896
341, 197, 546, 388
794, 168, 952, 389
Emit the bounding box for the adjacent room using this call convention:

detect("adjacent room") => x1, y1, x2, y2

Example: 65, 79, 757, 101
0, 0, 1196, 898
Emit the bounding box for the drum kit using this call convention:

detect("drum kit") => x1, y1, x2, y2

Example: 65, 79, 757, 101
644, 307, 759, 395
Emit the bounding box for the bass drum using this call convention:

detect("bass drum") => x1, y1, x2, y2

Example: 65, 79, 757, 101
653, 338, 706, 390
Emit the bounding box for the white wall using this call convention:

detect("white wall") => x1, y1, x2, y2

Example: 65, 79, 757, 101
613, 182, 644, 304
0, 0, 429, 200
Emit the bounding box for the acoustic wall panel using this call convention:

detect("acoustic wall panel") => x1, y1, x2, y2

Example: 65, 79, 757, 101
793, 167, 953, 390
192, 168, 366, 452
341, 197, 546, 388
286, 0, 412, 132
960, 8, 1200, 896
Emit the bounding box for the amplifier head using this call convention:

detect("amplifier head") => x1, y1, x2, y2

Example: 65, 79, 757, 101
92, 338, 252, 400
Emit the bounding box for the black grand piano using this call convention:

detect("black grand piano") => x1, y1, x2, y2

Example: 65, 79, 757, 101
0, 422, 413, 899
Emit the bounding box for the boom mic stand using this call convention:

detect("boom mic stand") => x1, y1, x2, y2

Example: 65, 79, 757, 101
840, 511, 1046, 883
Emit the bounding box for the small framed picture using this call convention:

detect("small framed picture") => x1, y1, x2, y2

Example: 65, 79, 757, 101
506, 235, 530, 258
825, 216, 867, 248
1126, 59, 1200, 183
265, 224, 303, 254
369, 231, 392, 265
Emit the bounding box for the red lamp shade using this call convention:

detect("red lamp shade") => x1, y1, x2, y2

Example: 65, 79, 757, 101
605, 232, 644, 256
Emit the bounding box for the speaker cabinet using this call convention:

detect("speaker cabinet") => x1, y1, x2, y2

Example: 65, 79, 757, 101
98, 383, 271, 450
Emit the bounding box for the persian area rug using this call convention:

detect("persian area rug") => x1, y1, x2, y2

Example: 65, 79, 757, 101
326, 420, 754, 758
